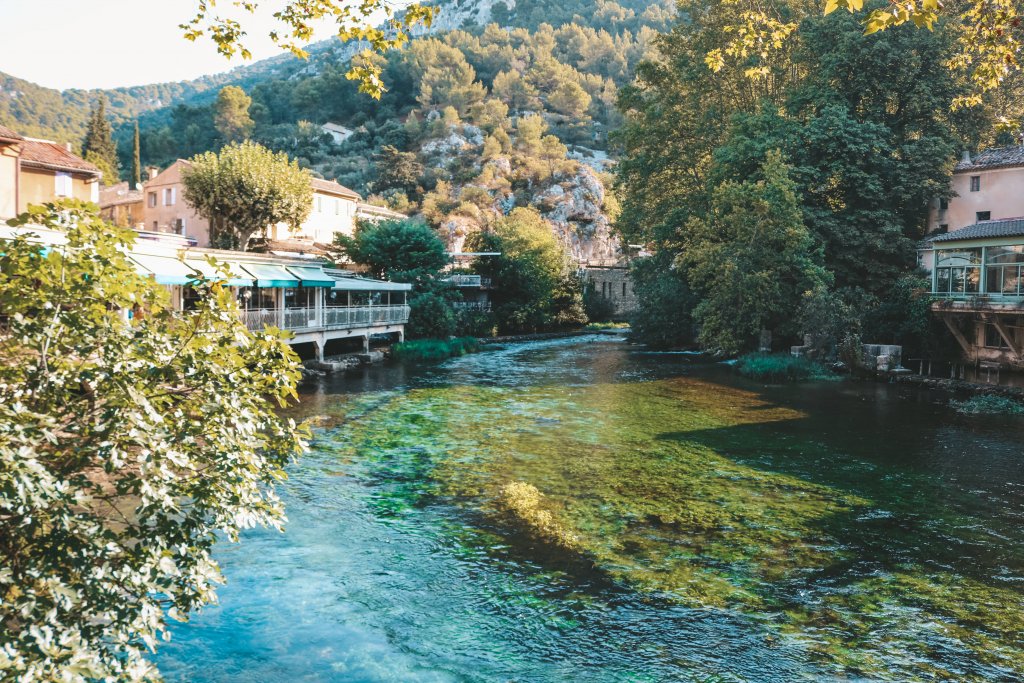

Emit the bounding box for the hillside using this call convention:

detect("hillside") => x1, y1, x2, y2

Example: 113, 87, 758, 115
0, 0, 674, 261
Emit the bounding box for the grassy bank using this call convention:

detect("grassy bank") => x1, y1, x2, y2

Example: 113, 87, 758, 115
736, 352, 832, 382
391, 337, 481, 362
950, 394, 1024, 415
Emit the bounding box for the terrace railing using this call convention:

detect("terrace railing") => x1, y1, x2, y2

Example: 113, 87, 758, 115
241, 305, 411, 332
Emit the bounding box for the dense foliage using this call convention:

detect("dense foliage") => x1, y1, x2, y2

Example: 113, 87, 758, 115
467, 208, 585, 334
0, 202, 306, 682
82, 95, 120, 184
617, 1, 989, 354
182, 141, 313, 250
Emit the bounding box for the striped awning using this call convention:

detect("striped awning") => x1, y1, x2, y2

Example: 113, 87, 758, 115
286, 264, 335, 287
239, 262, 300, 288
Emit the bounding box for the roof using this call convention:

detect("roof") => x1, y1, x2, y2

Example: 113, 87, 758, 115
955, 146, 1024, 172
145, 159, 191, 187
99, 182, 143, 208
321, 122, 351, 133
928, 218, 1024, 243
19, 138, 101, 176
356, 202, 406, 220
311, 177, 360, 199
0, 124, 23, 142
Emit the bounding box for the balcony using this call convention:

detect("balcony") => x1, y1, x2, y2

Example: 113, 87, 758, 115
241, 305, 411, 332
444, 274, 491, 287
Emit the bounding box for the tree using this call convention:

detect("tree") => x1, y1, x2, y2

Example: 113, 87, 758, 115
628, 254, 696, 349
0, 201, 306, 682
370, 145, 424, 198
182, 141, 313, 250
335, 218, 449, 286
336, 218, 457, 339
214, 86, 255, 143
131, 121, 141, 190
180, 0, 435, 98
82, 95, 119, 184
679, 152, 830, 353
467, 208, 577, 334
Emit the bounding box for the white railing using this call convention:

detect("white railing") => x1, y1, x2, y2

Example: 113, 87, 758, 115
241, 305, 410, 332
445, 274, 490, 287
452, 301, 492, 312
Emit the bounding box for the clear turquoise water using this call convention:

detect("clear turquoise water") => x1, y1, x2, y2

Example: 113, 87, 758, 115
154, 337, 1024, 682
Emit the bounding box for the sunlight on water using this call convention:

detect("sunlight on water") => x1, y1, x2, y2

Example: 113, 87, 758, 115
157, 337, 1024, 682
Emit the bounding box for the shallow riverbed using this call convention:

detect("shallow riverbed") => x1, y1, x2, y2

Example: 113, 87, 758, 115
156, 336, 1024, 682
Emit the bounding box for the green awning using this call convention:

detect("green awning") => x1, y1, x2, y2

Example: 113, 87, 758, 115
130, 253, 195, 286
239, 262, 300, 288
286, 264, 335, 287
183, 258, 254, 288
331, 275, 412, 291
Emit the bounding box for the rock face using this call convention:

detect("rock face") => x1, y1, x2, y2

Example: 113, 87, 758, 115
413, 120, 622, 264
533, 165, 619, 263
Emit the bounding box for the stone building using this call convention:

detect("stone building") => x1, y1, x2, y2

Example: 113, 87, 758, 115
584, 265, 638, 319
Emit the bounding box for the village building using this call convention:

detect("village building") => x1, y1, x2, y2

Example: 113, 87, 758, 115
0, 126, 102, 219
98, 181, 144, 228
136, 160, 403, 254
921, 146, 1024, 367
321, 122, 354, 145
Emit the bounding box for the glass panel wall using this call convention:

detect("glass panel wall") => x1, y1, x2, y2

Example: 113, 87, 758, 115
934, 248, 981, 294
985, 245, 1024, 296
283, 287, 317, 309
237, 286, 276, 310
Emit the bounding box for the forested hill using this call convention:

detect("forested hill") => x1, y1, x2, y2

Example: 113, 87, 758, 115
1, 0, 673, 261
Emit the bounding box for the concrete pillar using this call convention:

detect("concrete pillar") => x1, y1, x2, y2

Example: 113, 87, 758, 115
314, 340, 323, 362
362, 335, 370, 353
397, 329, 405, 343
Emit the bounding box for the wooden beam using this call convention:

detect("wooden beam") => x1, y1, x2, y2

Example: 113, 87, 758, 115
987, 314, 1022, 360
941, 314, 973, 356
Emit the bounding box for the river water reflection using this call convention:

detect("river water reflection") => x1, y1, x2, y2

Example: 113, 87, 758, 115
156, 336, 1024, 682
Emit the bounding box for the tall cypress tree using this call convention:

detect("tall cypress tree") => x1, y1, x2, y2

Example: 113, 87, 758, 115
131, 121, 141, 190
82, 95, 119, 182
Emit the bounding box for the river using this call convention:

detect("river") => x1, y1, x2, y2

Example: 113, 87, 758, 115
155, 336, 1024, 682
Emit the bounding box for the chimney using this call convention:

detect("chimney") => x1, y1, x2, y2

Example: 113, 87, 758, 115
961, 150, 972, 165
146, 166, 159, 181
65, 142, 72, 152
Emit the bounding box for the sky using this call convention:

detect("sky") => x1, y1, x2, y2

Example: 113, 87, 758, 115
0, 0, 343, 90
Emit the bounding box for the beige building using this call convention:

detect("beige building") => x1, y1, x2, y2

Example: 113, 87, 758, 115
0, 125, 102, 219
921, 146, 1024, 368
142, 160, 210, 245
99, 181, 144, 228
141, 161, 391, 250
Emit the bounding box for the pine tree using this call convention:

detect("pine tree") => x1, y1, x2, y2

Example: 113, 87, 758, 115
82, 95, 119, 183
131, 121, 141, 190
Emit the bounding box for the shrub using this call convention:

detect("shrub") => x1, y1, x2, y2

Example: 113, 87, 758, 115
391, 336, 481, 362
950, 394, 1024, 415
737, 353, 831, 382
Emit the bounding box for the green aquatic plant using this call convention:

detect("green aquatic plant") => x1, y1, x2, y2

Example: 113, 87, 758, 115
493, 481, 581, 552
391, 337, 481, 362
302, 367, 1024, 680
736, 353, 832, 382
950, 393, 1024, 415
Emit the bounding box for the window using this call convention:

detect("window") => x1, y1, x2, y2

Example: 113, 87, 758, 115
977, 211, 991, 222
938, 224, 949, 234
970, 176, 981, 192
939, 197, 949, 210
54, 172, 73, 197
622, 282, 627, 296
148, 192, 157, 208
174, 218, 186, 235
152, 221, 158, 231
984, 323, 1010, 349
934, 248, 982, 295
316, 196, 323, 213
164, 188, 175, 206
985, 245, 1024, 296
335, 199, 340, 215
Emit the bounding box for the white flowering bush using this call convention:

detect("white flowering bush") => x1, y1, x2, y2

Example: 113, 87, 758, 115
0, 201, 307, 681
